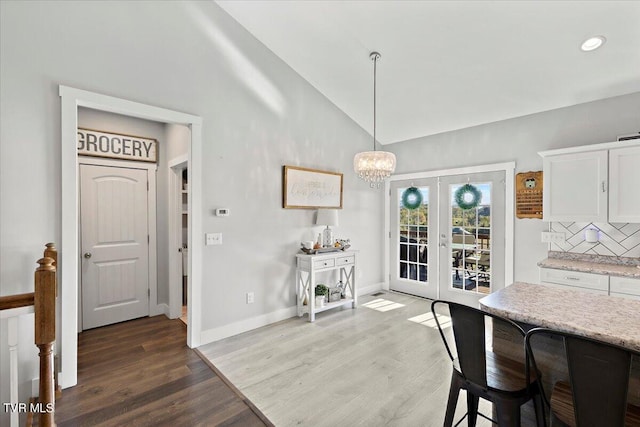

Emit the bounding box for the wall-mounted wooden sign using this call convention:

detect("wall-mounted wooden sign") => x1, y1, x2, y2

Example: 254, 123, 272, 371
515, 171, 543, 219
77, 128, 157, 163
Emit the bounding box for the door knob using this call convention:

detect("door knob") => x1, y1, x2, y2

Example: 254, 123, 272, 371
84, 252, 92, 259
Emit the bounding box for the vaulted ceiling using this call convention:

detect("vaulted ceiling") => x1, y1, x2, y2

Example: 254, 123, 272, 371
216, 1, 640, 144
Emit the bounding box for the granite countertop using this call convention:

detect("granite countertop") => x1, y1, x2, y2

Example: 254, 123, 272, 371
537, 251, 640, 279
480, 282, 640, 352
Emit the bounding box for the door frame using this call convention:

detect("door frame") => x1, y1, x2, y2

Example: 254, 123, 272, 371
60, 85, 203, 388
77, 157, 158, 329
384, 162, 515, 299
168, 155, 188, 319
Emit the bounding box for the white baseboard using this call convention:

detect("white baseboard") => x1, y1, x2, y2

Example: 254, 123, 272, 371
198, 282, 387, 346
151, 303, 169, 317
357, 281, 385, 296
199, 305, 298, 346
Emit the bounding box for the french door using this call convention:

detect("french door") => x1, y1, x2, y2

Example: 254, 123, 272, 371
390, 178, 437, 299
390, 170, 506, 306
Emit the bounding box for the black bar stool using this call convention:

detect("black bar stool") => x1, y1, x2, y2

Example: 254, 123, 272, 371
525, 328, 640, 427
431, 300, 544, 426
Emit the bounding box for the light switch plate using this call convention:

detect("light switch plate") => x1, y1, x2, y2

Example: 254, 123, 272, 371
205, 233, 222, 245
541, 231, 565, 243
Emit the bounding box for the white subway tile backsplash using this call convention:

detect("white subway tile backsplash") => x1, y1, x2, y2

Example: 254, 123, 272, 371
626, 245, 640, 258
550, 221, 640, 258
621, 223, 640, 235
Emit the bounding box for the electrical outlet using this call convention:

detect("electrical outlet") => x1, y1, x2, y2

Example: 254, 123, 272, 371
205, 233, 222, 246
541, 231, 565, 243
246, 292, 254, 304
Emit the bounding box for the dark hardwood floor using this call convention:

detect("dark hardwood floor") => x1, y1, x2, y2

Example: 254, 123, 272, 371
55, 315, 272, 427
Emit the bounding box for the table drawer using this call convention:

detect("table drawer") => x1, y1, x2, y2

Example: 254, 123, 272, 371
335, 255, 355, 266
610, 276, 640, 297
313, 258, 335, 270
540, 268, 608, 292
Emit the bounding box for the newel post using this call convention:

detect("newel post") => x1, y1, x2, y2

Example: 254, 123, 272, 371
35, 257, 56, 427
43, 243, 58, 294
43, 243, 61, 398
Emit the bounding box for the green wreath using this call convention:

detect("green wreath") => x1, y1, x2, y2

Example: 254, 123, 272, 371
401, 187, 423, 210
454, 184, 481, 210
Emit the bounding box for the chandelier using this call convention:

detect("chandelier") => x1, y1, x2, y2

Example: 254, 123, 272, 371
353, 52, 396, 188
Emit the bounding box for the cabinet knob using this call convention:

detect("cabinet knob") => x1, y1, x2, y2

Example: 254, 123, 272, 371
84, 252, 92, 259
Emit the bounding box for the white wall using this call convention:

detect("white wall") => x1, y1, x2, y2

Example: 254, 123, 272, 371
388, 92, 640, 284
0, 2, 383, 410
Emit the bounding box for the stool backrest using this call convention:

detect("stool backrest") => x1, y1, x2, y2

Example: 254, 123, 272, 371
431, 300, 526, 390
525, 328, 638, 427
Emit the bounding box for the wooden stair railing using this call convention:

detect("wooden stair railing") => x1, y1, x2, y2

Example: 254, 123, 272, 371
0, 243, 58, 427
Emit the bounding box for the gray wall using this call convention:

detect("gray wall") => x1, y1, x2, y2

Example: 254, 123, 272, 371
388, 92, 640, 284
0, 1, 383, 418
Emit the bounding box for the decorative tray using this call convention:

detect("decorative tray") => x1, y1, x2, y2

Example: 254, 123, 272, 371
300, 245, 351, 255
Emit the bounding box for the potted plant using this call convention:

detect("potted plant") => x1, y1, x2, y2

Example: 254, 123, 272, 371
315, 284, 328, 307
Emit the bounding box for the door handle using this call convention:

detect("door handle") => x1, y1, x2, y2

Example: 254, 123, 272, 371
84, 252, 92, 259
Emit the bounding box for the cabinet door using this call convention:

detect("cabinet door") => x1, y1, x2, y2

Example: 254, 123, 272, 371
610, 276, 640, 299
542, 150, 608, 222
609, 145, 640, 223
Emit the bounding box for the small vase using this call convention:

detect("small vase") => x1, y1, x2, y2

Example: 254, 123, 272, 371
315, 295, 325, 308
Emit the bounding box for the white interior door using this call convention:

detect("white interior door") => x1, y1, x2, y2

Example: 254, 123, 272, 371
390, 178, 437, 299
80, 164, 150, 329
438, 171, 506, 307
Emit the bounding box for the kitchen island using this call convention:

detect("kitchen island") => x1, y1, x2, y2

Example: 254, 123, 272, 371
479, 282, 640, 425
480, 281, 640, 351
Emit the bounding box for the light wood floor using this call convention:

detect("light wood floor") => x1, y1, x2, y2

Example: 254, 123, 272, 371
198, 292, 494, 427
55, 315, 272, 426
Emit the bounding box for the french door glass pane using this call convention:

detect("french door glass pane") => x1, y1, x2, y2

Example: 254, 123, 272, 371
398, 187, 428, 282
450, 183, 492, 294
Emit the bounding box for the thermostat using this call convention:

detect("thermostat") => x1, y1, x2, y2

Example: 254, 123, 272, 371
215, 208, 230, 217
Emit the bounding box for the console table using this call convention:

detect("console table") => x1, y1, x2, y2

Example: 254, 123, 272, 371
295, 250, 357, 322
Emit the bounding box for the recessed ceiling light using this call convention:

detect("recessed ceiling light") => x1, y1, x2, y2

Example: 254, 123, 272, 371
581, 36, 606, 52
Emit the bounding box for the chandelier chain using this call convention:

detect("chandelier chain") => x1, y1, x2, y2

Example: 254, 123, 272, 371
373, 53, 377, 152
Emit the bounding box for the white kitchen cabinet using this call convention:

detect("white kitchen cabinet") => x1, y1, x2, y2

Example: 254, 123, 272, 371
542, 150, 608, 222
539, 268, 609, 295
609, 145, 640, 223
610, 276, 640, 300
540, 140, 640, 223
540, 267, 640, 299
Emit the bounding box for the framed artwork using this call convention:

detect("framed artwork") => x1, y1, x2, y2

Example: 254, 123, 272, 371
283, 166, 343, 209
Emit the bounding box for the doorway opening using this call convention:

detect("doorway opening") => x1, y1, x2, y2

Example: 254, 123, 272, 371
59, 85, 203, 388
